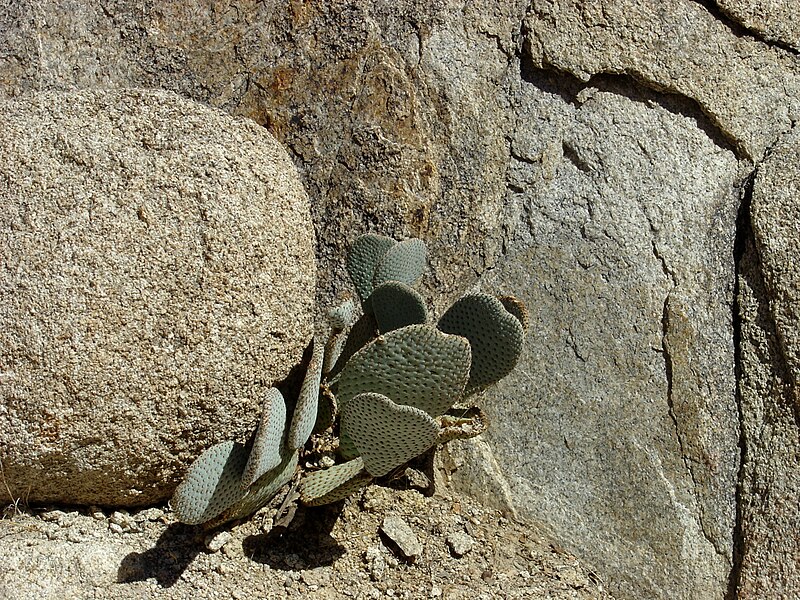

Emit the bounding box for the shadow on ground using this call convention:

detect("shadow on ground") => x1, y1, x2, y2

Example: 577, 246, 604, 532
242, 502, 346, 569
117, 523, 203, 587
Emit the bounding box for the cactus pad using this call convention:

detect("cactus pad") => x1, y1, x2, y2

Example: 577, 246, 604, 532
371, 281, 428, 334
327, 311, 378, 379
222, 450, 299, 523
172, 441, 249, 525
300, 457, 373, 506
347, 234, 395, 303
342, 392, 440, 477
287, 336, 324, 450
498, 295, 530, 333
332, 324, 471, 417
328, 298, 357, 331
437, 293, 525, 393
242, 387, 287, 488
372, 238, 427, 289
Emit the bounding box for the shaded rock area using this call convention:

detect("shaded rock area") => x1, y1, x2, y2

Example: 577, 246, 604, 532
735, 127, 800, 599
1, 1, 799, 599
0, 484, 611, 600
0, 89, 315, 506
715, 0, 800, 52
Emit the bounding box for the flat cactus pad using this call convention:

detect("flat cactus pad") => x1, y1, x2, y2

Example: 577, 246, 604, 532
288, 336, 324, 450
242, 387, 287, 488
332, 324, 471, 417
172, 440, 250, 525
437, 293, 525, 393
371, 281, 428, 334
300, 457, 373, 506
347, 234, 395, 304
222, 450, 299, 523
372, 238, 427, 290
342, 392, 440, 477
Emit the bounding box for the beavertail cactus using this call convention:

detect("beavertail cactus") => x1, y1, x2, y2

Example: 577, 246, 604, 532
170, 232, 526, 528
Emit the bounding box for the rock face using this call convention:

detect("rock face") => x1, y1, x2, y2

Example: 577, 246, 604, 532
468, 82, 740, 599
736, 128, 800, 599
1, 2, 799, 599
0, 89, 315, 506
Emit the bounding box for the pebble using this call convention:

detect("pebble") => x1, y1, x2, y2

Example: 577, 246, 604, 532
447, 531, 476, 558
380, 515, 422, 562
205, 531, 233, 553
108, 523, 124, 535
109, 511, 140, 533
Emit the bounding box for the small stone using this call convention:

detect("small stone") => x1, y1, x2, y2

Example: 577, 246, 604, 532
319, 455, 336, 468
89, 506, 105, 520
135, 507, 165, 522
205, 531, 233, 553
109, 523, 124, 534
66, 530, 84, 543
40, 510, 67, 524
380, 515, 422, 562
447, 531, 476, 558
109, 510, 140, 533
430, 585, 442, 597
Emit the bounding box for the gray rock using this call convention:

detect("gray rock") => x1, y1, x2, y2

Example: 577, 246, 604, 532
523, 0, 800, 160
380, 515, 423, 562
1, 2, 799, 599
716, 0, 800, 52
204, 531, 233, 553
453, 81, 741, 600
736, 128, 800, 598
446, 531, 475, 558
0, 89, 315, 506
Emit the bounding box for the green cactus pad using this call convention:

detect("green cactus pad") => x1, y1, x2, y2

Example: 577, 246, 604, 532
498, 295, 530, 333
171, 440, 249, 525
221, 450, 299, 523
327, 311, 378, 379
287, 336, 324, 450
242, 387, 287, 488
372, 238, 427, 289
337, 430, 361, 461
300, 457, 373, 507
437, 293, 525, 393
328, 298, 357, 331
371, 281, 429, 334
342, 392, 440, 477
347, 234, 396, 304
332, 324, 471, 417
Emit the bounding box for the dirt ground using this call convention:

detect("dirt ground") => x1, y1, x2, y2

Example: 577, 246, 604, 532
1, 469, 614, 600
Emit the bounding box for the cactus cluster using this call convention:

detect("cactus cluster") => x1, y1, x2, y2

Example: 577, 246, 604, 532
170, 233, 528, 527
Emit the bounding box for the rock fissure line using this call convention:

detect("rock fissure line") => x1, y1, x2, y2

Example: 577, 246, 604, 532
518, 59, 743, 161
725, 169, 754, 600
654, 235, 730, 560
691, 0, 800, 58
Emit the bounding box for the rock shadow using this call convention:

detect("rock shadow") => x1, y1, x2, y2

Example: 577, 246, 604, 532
117, 523, 203, 587
242, 502, 346, 570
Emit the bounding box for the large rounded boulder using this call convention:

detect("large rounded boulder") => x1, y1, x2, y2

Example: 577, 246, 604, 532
0, 89, 315, 506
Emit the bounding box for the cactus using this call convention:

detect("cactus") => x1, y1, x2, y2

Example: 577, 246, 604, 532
342, 392, 440, 477
170, 232, 526, 528
438, 293, 525, 394
371, 281, 428, 334
241, 387, 287, 488
172, 441, 250, 525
